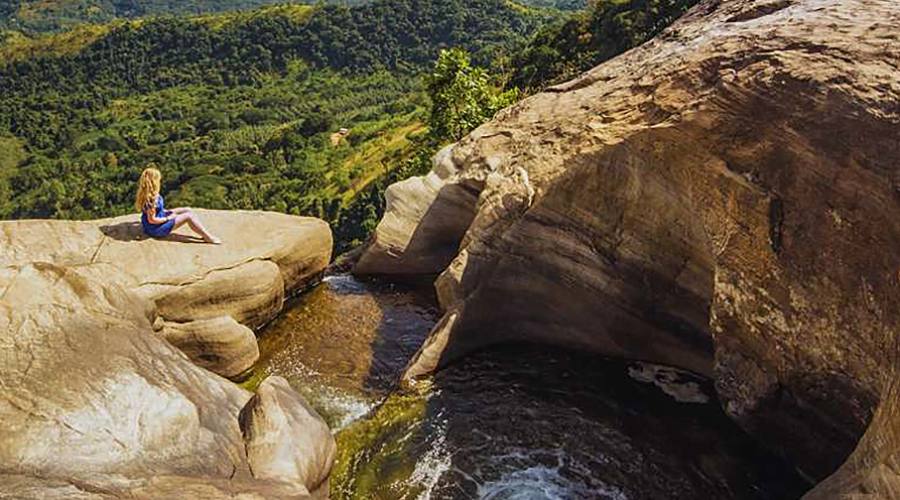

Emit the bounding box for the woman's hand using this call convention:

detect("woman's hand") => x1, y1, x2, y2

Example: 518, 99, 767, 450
145, 211, 171, 225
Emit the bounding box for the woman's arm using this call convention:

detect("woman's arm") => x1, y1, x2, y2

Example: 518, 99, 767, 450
144, 207, 173, 225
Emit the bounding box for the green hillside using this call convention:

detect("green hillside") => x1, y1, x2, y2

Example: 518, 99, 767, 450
0, 0, 556, 249
510, 0, 699, 90
0, 1, 352, 32
1, 1, 284, 32
1, 0, 585, 33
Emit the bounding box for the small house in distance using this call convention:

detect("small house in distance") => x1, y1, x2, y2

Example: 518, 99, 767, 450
331, 128, 350, 146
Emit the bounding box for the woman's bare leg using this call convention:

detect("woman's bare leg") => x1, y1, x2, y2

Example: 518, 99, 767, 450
172, 212, 221, 244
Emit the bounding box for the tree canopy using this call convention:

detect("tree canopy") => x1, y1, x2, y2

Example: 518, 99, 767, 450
509, 0, 699, 91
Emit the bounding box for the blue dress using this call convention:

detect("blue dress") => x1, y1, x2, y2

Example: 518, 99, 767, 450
141, 195, 176, 238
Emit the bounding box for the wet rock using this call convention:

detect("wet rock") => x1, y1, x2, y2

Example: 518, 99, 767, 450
357, 0, 900, 493
240, 376, 337, 493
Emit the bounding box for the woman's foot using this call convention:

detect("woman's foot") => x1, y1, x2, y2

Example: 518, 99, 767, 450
206, 236, 223, 245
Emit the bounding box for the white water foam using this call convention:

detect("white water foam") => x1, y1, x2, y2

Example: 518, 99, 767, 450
400, 413, 628, 500
476, 449, 627, 500
304, 385, 375, 431
322, 274, 369, 294
326, 392, 375, 431
409, 416, 454, 500
478, 466, 626, 500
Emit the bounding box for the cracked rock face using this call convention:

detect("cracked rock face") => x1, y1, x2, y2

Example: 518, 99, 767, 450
0, 211, 334, 497
355, 0, 900, 496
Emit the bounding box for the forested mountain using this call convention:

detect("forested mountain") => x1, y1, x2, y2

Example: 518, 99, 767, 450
0, 0, 558, 249
1, 1, 293, 31
0, 0, 585, 33
519, 0, 585, 9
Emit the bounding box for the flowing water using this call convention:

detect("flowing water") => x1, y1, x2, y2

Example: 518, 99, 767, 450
246, 274, 809, 500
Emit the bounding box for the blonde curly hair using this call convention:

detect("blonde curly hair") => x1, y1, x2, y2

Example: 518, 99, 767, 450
135, 166, 162, 212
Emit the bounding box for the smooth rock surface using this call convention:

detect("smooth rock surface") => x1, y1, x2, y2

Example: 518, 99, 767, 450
240, 376, 337, 491
0, 211, 334, 497
161, 316, 260, 380
354, 145, 481, 276
0, 473, 315, 499
356, 0, 900, 495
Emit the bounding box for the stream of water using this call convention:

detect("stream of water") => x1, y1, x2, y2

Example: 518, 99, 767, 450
246, 274, 809, 499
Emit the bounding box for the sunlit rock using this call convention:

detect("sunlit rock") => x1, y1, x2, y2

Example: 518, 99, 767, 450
0, 210, 332, 377
356, 0, 900, 494
240, 376, 336, 493
0, 212, 335, 496
161, 316, 260, 379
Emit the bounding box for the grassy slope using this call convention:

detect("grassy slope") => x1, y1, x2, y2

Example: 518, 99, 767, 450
0, 135, 25, 176
0, 135, 25, 202
0, 22, 117, 62
338, 121, 426, 204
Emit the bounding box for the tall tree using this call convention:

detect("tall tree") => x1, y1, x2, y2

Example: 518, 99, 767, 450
426, 48, 518, 142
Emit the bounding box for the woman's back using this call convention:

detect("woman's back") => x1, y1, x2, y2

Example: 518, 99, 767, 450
141, 195, 175, 237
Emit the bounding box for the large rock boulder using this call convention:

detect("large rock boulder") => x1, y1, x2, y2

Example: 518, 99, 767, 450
355, 0, 900, 496
1, 210, 332, 377
240, 376, 336, 491
0, 211, 335, 497
354, 145, 482, 276
0, 262, 335, 498
161, 316, 260, 380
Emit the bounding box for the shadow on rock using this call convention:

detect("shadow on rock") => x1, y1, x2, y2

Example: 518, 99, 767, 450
100, 221, 205, 244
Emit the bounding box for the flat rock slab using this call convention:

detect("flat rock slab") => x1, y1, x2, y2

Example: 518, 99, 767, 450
1, 210, 332, 378
0, 209, 331, 294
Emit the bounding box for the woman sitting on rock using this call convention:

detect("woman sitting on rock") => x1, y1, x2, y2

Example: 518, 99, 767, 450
135, 166, 222, 244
